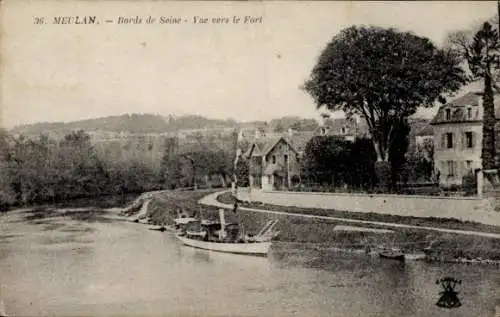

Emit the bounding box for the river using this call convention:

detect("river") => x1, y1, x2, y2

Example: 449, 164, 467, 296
0, 206, 498, 317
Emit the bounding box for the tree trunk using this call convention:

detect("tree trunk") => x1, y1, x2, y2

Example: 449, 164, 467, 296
482, 73, 496, 170
374, 161, 391, 193
372, 140, 391, 193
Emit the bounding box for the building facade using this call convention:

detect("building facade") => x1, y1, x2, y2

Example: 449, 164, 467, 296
245, 136, 301, 191
430, 92, 500, 187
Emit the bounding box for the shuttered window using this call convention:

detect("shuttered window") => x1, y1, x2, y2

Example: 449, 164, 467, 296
446, 133, 453, 149
446, 160, 455, 177
461, 131, 474, 149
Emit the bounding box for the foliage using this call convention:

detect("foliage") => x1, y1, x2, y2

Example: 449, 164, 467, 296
235, 158, 250, 187
300, 136, 376, 191
447, 21, 500, 170
303, 25, 466, 187
268, 116, 320, 132
389, 119, 410, 188
11, 114, 239, 136
0, 129, 236, 209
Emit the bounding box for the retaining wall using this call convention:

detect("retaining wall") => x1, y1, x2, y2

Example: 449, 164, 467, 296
237, 189, 500, 226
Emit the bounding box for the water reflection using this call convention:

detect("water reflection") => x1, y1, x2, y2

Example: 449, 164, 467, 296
0, 208, 498, 317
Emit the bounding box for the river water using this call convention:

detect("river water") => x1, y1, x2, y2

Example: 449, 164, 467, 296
0, 207, 498, 317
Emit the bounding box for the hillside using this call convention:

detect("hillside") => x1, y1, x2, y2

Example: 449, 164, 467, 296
9, 113, 431, 140
10, 114, 239, 136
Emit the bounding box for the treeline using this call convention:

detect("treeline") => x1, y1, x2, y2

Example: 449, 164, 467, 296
11, 114, 239, 136
10, 114, 322, 138
0, 129, 236, 210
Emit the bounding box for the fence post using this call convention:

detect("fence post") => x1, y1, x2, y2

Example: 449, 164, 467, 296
477, 169, 483, 199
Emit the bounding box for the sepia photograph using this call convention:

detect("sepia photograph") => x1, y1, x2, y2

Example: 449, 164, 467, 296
0, 0, 500, 316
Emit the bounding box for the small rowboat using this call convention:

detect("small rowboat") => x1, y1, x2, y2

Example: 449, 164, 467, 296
378, 248, 405, 261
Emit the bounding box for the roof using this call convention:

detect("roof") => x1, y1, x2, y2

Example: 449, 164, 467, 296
415, 124, 433, 136
244, 136, 302, 158
285, 131, 316, 153
430, 92, 500, 125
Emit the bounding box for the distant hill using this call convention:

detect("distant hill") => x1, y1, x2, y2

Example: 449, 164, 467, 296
10, 114, 239, 136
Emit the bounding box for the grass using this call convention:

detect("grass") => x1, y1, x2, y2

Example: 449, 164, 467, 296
215, 192, 500, 262
217, 192, 500, 234
144, 190, 500, 262
147, 189, 221, 226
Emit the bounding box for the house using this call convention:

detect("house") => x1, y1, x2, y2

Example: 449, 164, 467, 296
244, 134, 302, 191
430, 91, 500, 187
241, 116, 369, 191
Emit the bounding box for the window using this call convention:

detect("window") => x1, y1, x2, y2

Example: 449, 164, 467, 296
446, 133, 453, 148
445, 108, 451, 121
446, 160, 455, 177
272, 155, 276, 164
465, 132, 473, 148
284, 154, 288, 161
465, 160, 473, 174
467, 107, 472, 119
341, 127, 346, 134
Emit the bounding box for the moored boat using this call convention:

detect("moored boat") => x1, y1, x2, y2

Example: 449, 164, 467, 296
378, 248, 405, 261
175, 208, 278, 257
176, 235, 272, 256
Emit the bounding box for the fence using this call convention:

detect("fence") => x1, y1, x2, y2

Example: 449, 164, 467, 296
284, 180, 477, 198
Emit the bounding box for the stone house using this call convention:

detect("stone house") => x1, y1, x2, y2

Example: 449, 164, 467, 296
430, 91, 500, 188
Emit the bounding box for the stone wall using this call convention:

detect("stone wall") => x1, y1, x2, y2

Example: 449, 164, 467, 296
237, 189, 500, 226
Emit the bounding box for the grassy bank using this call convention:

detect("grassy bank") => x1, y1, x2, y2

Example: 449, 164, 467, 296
143, 190, 500, 263
147, 189, 221, 226
215, 192, 500, 262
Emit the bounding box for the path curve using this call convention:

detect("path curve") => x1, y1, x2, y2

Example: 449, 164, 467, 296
199, 191, 500, 239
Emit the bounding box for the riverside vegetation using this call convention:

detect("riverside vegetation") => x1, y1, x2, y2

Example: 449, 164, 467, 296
0, 128, 235, 211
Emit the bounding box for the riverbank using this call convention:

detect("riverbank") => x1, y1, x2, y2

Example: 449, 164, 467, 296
121, 190, 500, 264
216, 191, 500, 264
218, 192, 500, 234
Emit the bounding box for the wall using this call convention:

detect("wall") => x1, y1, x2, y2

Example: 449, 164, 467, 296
433, 122, 482, 186
237, 189, 500, 226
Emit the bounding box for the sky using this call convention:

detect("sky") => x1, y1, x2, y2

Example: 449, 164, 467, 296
0, 1, 497, 129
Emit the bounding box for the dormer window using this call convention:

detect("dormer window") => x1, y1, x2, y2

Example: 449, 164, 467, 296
445, 108, 451, 121
467, 107, 472, 119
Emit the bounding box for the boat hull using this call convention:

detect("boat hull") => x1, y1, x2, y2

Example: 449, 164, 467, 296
379, 252, 405, 261
176, 235, 271, 256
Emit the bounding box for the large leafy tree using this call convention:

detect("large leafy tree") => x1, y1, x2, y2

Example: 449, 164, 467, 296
304, 26, 466, 189
448, 21, 500, 170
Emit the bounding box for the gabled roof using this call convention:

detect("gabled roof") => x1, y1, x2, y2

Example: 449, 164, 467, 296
244, 136, 299, 158
261, 137, 299, 156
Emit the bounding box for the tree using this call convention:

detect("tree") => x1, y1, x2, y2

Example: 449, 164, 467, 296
447, 21, 500, 170
304, 26, 466, 190
389, 119, 410, 190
